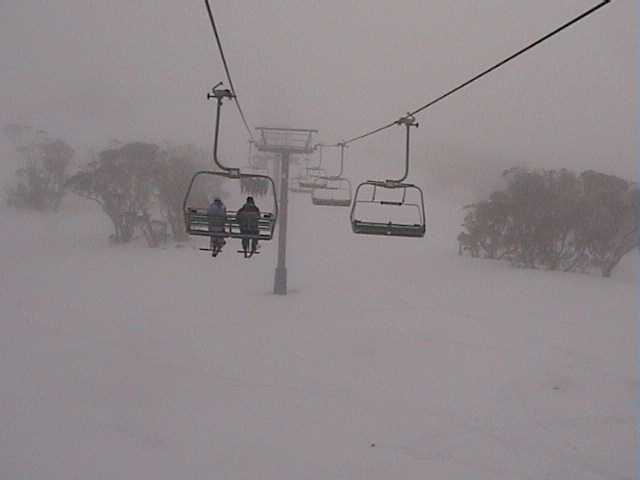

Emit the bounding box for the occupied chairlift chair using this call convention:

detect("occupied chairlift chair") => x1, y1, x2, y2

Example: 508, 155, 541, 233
350, 115, 426, 237
183, 83, 278, 246
311, 143, 353, 207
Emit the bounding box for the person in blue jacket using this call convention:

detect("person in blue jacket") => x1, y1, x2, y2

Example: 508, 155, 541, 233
207, 197, 227, 256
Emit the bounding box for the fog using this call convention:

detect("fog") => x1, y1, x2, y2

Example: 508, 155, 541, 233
1, 1, 635, 189
1, 3, 636, 478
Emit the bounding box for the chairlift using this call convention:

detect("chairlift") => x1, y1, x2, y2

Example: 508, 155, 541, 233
289, 173, 314, 193
311, 143, 353, 207
183, 84, 278, 246
350, 116, 426, 237
297, 149, 328, 189
183, 171, 277, 241
299, 169, 328, 190
241, 141, 271, 197
245, 141, 271, 173
311, 177, 352, 206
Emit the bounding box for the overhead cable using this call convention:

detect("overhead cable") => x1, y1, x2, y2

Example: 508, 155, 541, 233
204, 0, 255, 141
341, 0, 612, 145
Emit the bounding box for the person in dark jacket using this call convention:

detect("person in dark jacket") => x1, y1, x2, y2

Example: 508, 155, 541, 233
207, 197, 227, 255
236, 196, 261, 256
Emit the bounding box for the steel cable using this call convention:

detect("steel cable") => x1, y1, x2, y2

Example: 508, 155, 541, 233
341, 0, 612, 146
204, 0, 255, 141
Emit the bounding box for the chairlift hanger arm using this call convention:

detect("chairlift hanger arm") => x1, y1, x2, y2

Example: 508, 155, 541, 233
386, 115, 418, 184
337, 142, 346, 179
207, 83, 240, 177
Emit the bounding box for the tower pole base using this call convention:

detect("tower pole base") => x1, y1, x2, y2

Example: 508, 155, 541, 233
274, 267, 287, 295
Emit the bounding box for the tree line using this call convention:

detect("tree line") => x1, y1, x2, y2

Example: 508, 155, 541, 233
458, 167, 639, 277
4, 123, 637, 277
2, 124, 223, 246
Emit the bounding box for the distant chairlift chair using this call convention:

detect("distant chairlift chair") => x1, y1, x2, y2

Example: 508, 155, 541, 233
297, 150, 328, 190
289, 172, 315, 193
311, 143, 353, 207
298, 167, 327, 190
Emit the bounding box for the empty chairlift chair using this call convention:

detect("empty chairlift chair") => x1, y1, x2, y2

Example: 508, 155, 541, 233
311, 177, 352, 207
289, 172, 315, 193
311, 143, 353, 207
297, 151, 327, 190
350, 116, 426, 237
298, 167, 327, 189
350, 180, 425, 236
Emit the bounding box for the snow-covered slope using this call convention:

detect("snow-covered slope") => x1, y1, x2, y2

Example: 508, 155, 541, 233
0, 194, 635, 479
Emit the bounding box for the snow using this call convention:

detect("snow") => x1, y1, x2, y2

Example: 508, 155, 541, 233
0, 194, 635, 479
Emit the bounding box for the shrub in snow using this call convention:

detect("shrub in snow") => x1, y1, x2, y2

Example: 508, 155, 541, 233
66, 141, 225, 246
66, 142, 163, 245
155, 144, 224, 242
459, 167, 638, 277
3, 124, 73, 212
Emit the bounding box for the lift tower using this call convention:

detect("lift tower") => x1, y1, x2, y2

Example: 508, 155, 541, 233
254, 127, 318, 295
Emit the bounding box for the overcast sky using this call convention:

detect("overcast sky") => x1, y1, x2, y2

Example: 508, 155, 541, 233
0, 0, 635, 186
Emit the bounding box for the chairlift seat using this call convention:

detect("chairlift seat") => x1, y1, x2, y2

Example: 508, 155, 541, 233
351, 219, 425, 237
299, 177, 328, 189
185, 208, 275, 240
290, 185, 313, 193
311, 197, 352, 207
